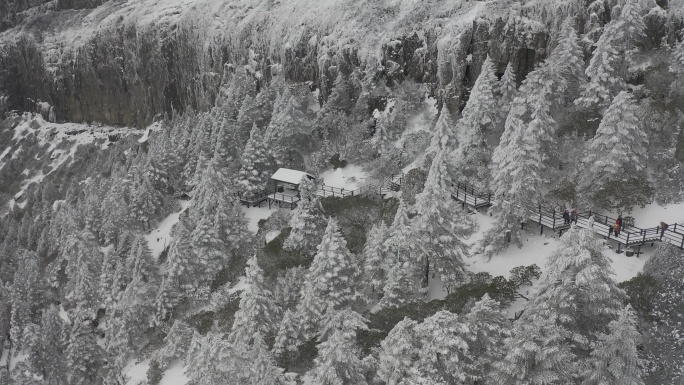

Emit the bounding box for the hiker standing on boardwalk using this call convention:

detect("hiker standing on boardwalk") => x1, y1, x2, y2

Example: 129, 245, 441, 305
570, 209, 578, 224
614, 221, 621, 237
563, 208, 570, 225
660, 221, 669, 239
617, 214, 623, 231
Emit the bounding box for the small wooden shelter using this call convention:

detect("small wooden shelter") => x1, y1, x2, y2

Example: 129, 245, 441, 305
268, 168, 316, 209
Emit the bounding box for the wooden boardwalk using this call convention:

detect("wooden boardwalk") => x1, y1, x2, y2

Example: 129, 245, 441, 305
237, 173, 405, 209
451, 182, 684, 251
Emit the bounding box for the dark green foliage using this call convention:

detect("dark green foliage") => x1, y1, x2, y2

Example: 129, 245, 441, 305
143, 328, 169, 354
400, 167, 427, 206
619, 273, 659, 322
509, 264, 541, 287
214, 295, 241, 332
158, 246, 169, 264
278, 337, 319, 374
147, 360, 163, 385
329, 153, 348, 170
211, 253, 248, 292
548, 181, 576, 205
185, 311, 215, 335
359, 277, 515, 354
259, 227, 314, 277
591, 177, 654, 213
320, 196, 384, 254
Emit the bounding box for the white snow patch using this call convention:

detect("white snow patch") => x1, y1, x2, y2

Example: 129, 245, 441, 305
628, 201, 684, 228
160, 361, 190, 385
318, 164, 367, 190
9, 351, 28, 371
124, 359, 151, 385
145, 200, 191, 259
265, 230, 281, 243
58, 305, 71, 324
242, 206, 277, 233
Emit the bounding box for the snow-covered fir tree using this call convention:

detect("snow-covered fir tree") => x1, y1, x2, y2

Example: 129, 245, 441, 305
413, 149, 475, 290
295, 218, 364, 340
237, 123, 277, 197
361, 221, 390, 299
307, 309, 369, 385
283, 177, 326, 255
463, 294, 511, 383
576, 0, 646, 109
581, 91, 648, 206
582, 305, 644, 385
453, 56, 498, 189
229, 256, 280, 345
66, 321, 104, 385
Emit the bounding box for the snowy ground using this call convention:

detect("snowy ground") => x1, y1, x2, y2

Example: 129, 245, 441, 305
317, 164, 367, 190
242, 205, 277, 233
145, 200, 192, 259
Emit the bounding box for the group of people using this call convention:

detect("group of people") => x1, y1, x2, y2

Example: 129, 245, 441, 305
611, 215, 623, 237
562, 208, 578, 225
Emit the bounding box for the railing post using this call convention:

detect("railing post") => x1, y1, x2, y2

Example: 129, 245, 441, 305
626, 233, 630, 245
674, 224, 677, 233
552, 210, 556, 229
539, 205, 542, 225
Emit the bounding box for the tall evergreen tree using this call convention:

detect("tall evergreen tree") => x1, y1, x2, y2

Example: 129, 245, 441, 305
10, 250, 41, 352
453, 56, 498, 189
463, 294, 511, 383
361, 221, 390, 299
237, 124, 276, 197
581, 91, 648, 210
64, 230, 102, 316
40, 305, 68, 385
413, 150, 475, 290
66, 321, 104, 385
296, 219, 364, 340
576, 0, 646, 109
229, 256, 280, 345
582, 305, 644, 385
307, 309, 369, 385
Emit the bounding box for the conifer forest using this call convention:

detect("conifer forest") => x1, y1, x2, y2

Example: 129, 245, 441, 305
1, 0, 684, 384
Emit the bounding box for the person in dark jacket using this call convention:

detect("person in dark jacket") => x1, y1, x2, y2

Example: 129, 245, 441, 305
660, 221, 669, 239
571, 209, 578, 224
617, 214, 623, 231
563, 209, 570, 225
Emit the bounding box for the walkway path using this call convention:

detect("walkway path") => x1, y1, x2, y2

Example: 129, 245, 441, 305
451, 182, 684, 251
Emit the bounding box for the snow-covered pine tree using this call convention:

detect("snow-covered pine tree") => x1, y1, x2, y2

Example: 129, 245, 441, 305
130, 171, 163, 230
361, 221, 390, 299
524, 225, 626, 350
496, 62, 518, 139
156, 220, 195, 322
237, 123, 276, 197
373, 109, 392, 155
581, 91, 648, 209
66, 321, 104, 385
273, 309, 300, 358
582, 305, 644, 385
64, 229, 102, 316
282, 180, 326, 255
228, 256, 280, 345
671, 38, 684, 74
576, 0, 646, 109
413, 149, 475, 290
463, 294, 511, 383
154, 320, 194, 367
411, 311, 472, 384
107, 236, 159, 365
492, 313, 578, 384
378, 311, 471, 383
307, 309, 369, 385
247, 333, 290, 385
377, 317, 420, 384
374, 199, 419, 310
191, 209, 225, 284
550, 19, 586, 104
453, 56, 498, 189
295, 219, 364, 340
40, 305, 68, 385
10, 249, 40, 352
427, 107, 457, 157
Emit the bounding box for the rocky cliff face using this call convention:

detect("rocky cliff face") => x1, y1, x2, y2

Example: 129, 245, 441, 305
0, 0, 676, 127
